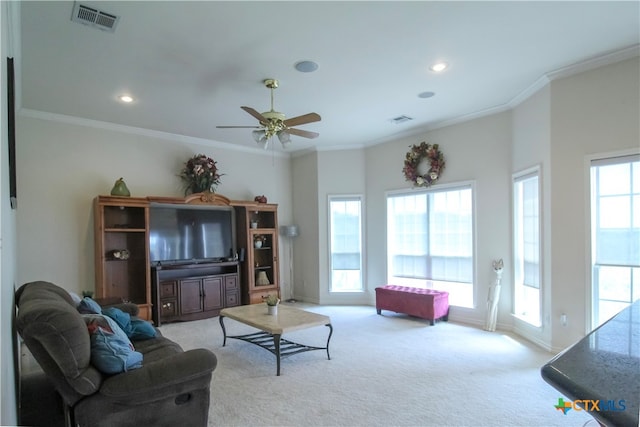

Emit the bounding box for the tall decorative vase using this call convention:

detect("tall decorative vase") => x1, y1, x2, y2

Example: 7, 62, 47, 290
484, 259, 504, 332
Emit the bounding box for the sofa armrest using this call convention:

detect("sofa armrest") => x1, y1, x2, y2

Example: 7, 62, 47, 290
99, 349, 217, 399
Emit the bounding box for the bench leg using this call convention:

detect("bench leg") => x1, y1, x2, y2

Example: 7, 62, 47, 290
376, 308, 382, 315
430, 319, 435, 326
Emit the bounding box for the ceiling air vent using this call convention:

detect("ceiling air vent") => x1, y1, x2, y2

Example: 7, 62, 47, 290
71, 3, 119, 33
390, 115, 413, 125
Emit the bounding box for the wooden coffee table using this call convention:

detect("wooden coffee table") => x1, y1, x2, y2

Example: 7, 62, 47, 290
219, 304, 333, 375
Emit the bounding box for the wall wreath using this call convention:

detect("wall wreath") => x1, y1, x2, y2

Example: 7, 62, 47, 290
402, 141, 445, 187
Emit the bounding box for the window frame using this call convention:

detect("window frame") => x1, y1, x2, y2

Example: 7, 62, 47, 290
385, 180, 476, 308
588, 153, 640, 329
512, 165, 542, 327
328, 194, 364, 293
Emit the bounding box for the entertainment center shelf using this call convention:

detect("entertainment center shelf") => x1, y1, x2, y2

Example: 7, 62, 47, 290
151, 261, 240, 326
93, 193, 280, 325
94, 196, 152, 320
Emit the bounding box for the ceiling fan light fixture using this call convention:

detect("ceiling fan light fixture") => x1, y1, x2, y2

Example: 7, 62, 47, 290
217, 77, 322, 149
253, 130, 269, 148
278, 131, 291, 147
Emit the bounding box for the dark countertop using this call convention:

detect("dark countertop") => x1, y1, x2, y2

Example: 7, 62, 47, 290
541, 300, 639, 427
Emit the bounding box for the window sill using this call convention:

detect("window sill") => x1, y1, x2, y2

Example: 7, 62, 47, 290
512, 313, 542, 328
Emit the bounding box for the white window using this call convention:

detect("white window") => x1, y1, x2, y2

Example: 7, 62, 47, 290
387, 184, 474, 308
329, 196, 363, 292
590, 155, 640, 328
513, 169, 541, 326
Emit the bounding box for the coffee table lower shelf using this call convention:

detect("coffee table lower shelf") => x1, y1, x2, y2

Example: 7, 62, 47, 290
219, 305, 333, 375
220, 327, 333, 376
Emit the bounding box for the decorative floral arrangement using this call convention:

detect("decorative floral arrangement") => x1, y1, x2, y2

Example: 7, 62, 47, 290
254, 235, 267, 244
264, 294, 280, 306
402, 141, 445, 187
179, 154, 222, 195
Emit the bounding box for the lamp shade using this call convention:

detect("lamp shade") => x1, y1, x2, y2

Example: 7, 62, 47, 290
280, 225, 299, 238
256, 271, 270, 285
252, 130, 269, 149
278, 131, 291, 148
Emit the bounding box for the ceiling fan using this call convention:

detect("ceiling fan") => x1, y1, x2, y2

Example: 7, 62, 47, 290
217, 79, 321, 149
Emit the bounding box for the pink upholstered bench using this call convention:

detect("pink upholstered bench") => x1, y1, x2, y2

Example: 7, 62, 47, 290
375, 285, 449, 326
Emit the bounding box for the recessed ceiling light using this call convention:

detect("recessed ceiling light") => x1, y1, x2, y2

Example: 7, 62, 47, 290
418, 91, 435, 99
294, 60, 319, 73
429, 62, 448, 73
119, 95, 133, 103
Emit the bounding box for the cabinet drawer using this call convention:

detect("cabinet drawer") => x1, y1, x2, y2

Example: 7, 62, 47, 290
224, 275, 238, 290
249, 289, 279, 305
160, 281, 177, 298
160, 299, 177, 318
225, 291, 239, 307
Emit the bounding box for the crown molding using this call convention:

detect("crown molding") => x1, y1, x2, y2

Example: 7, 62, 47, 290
400, 44, 640, 137
18, 108, 290, 158
546, 43, 639, 82
17, 45, 639, 156
508, 44, 640, 109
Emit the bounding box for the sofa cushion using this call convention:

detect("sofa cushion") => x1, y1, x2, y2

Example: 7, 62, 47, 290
83, 314, 143, 374
133, 336, 183, 364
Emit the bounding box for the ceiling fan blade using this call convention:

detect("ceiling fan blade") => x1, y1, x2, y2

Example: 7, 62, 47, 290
241, 106, 267, 123
283, 112, 321, 127
287, 127, 319, 139
216, 125, 262, 129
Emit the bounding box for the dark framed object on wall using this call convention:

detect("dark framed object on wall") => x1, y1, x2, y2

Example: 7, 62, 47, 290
7, 57, 16, 209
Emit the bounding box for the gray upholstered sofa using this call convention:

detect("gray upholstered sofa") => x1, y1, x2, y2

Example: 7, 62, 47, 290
16, 281, 217, 427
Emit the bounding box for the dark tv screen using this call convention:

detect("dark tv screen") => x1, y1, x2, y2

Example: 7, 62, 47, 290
149, 204, 235, 264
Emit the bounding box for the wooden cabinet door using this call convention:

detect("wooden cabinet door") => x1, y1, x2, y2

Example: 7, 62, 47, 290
180, 278, 203, 314
202, 277, 223, 312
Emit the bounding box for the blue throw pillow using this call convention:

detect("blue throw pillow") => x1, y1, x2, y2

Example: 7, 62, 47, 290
130, 318, 157, 340
83, 314, 143, 374
102, 307, 133, 336
77, 297, 102, 314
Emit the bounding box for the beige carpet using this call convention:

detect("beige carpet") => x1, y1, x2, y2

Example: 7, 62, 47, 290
159, 303, 595, 427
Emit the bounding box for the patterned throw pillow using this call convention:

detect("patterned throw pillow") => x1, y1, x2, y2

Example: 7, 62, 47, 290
83, 314, 143, 374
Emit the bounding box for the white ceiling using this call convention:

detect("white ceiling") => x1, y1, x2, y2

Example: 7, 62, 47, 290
17, 1, 640, 153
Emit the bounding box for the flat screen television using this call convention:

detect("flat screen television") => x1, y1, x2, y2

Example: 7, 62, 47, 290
149, 204, 236, 265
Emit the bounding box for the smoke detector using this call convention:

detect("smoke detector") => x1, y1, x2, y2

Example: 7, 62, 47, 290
71, 3, 120, 33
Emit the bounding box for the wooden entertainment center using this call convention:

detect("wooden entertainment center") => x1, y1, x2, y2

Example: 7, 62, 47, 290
93, 193, 280, 324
